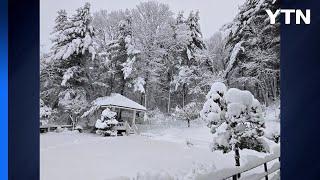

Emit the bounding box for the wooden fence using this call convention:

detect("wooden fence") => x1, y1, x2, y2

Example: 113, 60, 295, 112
40, 125, 73, 133
197, 152, 280, 180
228, 155, 280, 180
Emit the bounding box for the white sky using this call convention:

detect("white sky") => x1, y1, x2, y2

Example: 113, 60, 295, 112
40, 0, 245, 52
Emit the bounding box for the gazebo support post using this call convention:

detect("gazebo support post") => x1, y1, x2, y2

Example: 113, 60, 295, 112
132, 110, 136, 125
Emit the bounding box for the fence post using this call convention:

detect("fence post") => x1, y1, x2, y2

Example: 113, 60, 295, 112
232, 174, 237, 180
264, 162, 268, 180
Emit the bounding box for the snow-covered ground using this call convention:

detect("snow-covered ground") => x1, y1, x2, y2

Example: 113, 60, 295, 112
41, 117, 279, 180
41, 131, 220, 180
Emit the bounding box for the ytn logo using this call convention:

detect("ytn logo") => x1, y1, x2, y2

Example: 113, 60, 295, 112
266, 9, 311, 25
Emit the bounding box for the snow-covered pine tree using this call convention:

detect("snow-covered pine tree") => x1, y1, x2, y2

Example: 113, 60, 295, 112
40, 51, 63, 111
107, 10, 139, 94
102, 11, 141, 119
121, 15, 140, 80
41, 10, 69, 114
201, 82, 266, 169
50, 9, 70, 54
200, 82, 227, 129
50, 3, 96, 125
91, 10, 127, 97
146, 10, 193, 113
95, 108, 118, 136
205, 32, 228, 73
223, 0, 280, 105
186, 10, 206, 59
172, 10, 208, 107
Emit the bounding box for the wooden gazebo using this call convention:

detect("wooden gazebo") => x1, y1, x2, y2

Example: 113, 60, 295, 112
92, 93, 147, 134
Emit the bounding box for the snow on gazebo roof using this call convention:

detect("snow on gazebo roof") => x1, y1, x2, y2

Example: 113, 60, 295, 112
93, 93, 146, 111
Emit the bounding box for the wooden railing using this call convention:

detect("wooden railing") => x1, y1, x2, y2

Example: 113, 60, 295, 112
230, 156, 280, 180
132, 123, 140, 134
40, 124, 73, 133
197, 152, 280, 180
124, 121, 134, 135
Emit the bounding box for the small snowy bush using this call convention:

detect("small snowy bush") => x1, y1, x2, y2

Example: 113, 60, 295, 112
147, 108, 167, 124
174, 102, 201, 127
201, 82, 266, 167
95, 108, 118, 136
40, 99, 57, 125
265, 121, 280, 143
75, 125, 83, 133
200, 82, 227, 131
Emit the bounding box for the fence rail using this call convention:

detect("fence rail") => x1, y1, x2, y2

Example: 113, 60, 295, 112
40, 124, 73, 133
197, 152, 280, 180
228, 155, 280, 180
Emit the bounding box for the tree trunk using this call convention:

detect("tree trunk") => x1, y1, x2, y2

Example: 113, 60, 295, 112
235, 147, 241, 178
144, 78, 148, 109
167, 71, 173, 113
120, 74, 126, 96
140, 93, 144, 106
144, 91, 147, 109
118, 75, 126, 120
69, 114, 77, 130
187, 119, 190, 128
182, 84, 187, 108
108, 75, 115, 96
182, 92, 185, 108
273, 76, 277, 100
167, 88, 171, 113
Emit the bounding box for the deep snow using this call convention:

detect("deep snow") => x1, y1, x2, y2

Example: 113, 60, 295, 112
41, 101, 280, 180
41, 119, 279, 180
41, 131, 220, 180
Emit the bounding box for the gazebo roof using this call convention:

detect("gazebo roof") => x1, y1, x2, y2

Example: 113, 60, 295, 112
93, 93, 146, 111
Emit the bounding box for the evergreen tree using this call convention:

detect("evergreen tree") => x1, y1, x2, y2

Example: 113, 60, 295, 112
186, 10, 206, 59
172, 10, 208, 107
201, 82, 266, 171
105, 11, 139, 95
50, 3, 96, 124
51, 9, 70, 54
223, 0, 280, 105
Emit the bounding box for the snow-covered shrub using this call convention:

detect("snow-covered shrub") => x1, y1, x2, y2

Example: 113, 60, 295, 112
200, 82, 227, 130
40, 99, 57, 125
174, 102, 201, 127
55, 126, 64, 133
264, 102, 280, 143
95, 108, 118, 136
147, 108, 165, 123
58, 88, 89, 127
265, 121, 280, 143
75, 125, 83, 133
138, 109, 180, 132
201, 82, 266, 167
